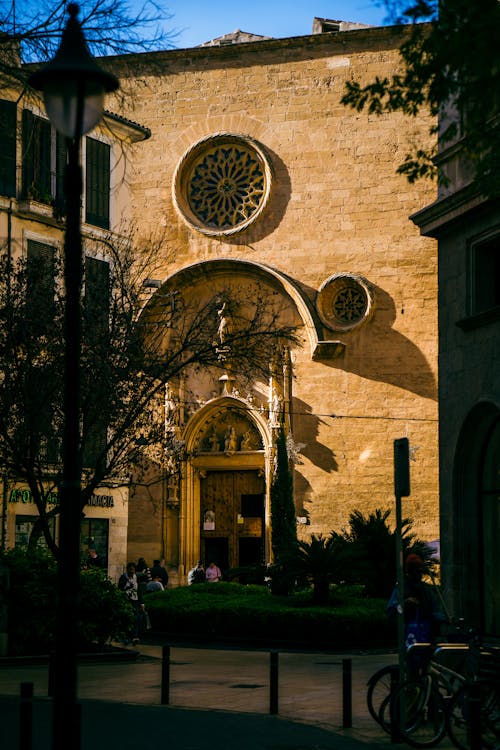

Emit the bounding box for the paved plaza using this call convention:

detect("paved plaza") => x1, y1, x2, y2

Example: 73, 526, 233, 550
0, 643, 458, 749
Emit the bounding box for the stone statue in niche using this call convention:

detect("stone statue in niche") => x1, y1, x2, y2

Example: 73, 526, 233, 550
209, 428, 220, 452
240, 429, 254, 450
217, 301, 231, 345
165, 383, 177, 427
269, 391, 282, 427
224, 425, 237, 453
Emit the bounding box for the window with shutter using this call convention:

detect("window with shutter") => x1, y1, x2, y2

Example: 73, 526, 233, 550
0, 100, 17, 196
85, 137, 110, 229
22, 110, 52, 202
82, 256, 110, 468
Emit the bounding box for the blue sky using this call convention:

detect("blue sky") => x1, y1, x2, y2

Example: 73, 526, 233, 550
163, 1, 390, 49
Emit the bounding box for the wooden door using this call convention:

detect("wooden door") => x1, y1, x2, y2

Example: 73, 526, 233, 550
200, 470, 265, 571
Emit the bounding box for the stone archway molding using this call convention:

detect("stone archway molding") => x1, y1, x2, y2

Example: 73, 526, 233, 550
179, 395, 274, 582
142, 257, 344, 360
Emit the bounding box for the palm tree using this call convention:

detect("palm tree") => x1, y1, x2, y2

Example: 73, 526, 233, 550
338, 508, 436, 598
283, 533, 352, 605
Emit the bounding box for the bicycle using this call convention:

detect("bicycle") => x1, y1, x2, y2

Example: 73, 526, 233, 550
389, 640, 500, 749
367, 571, 465, 737
367, 623, 469, 736
445, 642, 500, 750
384, 642, 467, 747
366, 662, 400, 733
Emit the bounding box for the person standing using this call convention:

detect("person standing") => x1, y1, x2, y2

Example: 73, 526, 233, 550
386, 553, 445, 674
118, 562, 142, 644
205, 561, 221, 583
150, 558, 169, 587
86, 548, 104, 569
188, 560, 205, 584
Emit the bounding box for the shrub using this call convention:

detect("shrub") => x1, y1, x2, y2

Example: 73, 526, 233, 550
0, 547, 133, 655
79, 568, 134, 648
1, 547, 57, 655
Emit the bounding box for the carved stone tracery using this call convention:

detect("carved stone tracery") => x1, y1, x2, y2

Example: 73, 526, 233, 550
173, 133, 273, 237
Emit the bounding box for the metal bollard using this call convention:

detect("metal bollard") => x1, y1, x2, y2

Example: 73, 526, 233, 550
468, 682, 481, 750
161, 645, 170, 705
19, 682, 33, 750
342, 658, 352, 728
269, 650, 279, 714
47, 651, 55, 697
390, 666, 401, 743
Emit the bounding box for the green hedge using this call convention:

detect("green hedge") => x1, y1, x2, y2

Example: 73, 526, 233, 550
145, 582, 396, 649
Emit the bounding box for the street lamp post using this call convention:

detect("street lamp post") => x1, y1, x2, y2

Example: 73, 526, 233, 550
28, 6, 118, 749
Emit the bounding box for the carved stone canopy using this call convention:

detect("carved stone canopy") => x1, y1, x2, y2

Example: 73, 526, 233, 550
195, 408, 263, 454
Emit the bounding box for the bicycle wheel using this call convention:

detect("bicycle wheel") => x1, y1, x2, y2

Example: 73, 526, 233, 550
366, 664, 400, 732
390, 678, 447, 747
447, 682, 500, 750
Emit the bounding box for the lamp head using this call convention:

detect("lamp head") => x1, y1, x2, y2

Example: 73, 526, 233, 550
28, 4, 119, 138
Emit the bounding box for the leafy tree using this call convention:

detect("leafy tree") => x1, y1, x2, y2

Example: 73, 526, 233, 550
0, 229, 299, 554
335, 508, 437, 598
0, 0, 175, 65
341, 0, 500, 197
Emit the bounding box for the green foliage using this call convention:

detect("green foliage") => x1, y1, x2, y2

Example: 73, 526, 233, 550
341, 0, 500, 197
270, 428, 297, 562
1, 547, 57, 655
145, 582, 394, 648
281, 534, 354, 605
335, 508, 437, 598
0, 547, 133, 655
79, 568, 134, 648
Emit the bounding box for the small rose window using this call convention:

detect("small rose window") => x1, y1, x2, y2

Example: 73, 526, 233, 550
317, 273, 374, 332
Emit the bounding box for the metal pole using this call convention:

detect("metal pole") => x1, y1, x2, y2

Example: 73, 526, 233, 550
269, 650, 279, 714
468, 682, 482, 750
161, 645, 171, 705
395, 490, 407, 685
342, 658, 352, 728
394, 438, 410, 687
20, 682, 34, 750
51, 131, 83, 750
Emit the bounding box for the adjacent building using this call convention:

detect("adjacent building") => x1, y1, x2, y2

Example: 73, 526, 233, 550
0, 67, 150, 579
412, 107, 500, 637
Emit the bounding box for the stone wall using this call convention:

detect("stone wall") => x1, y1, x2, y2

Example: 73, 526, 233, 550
108, 25, 439, 560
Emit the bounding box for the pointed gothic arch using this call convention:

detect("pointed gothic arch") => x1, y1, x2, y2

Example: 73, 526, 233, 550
178, 396, 274, 580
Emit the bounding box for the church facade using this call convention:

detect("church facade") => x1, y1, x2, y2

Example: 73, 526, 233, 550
107, 21, 440, 582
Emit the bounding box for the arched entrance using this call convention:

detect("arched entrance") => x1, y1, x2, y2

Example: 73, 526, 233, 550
454, 402, 500, 635
200, 469, 265, 575
179, 397, 273, 581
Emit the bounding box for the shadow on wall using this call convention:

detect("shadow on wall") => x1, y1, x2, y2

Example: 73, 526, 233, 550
293, 469, 314, 524
324, 283, 437, 401
292, 397, 339, 473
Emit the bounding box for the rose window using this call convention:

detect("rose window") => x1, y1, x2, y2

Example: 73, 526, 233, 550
332, 285, 368, 322
317, 273, 374, 332
173, 134, 273, 236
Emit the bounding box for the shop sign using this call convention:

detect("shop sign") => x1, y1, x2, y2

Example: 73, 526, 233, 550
9, 488, 114, 508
